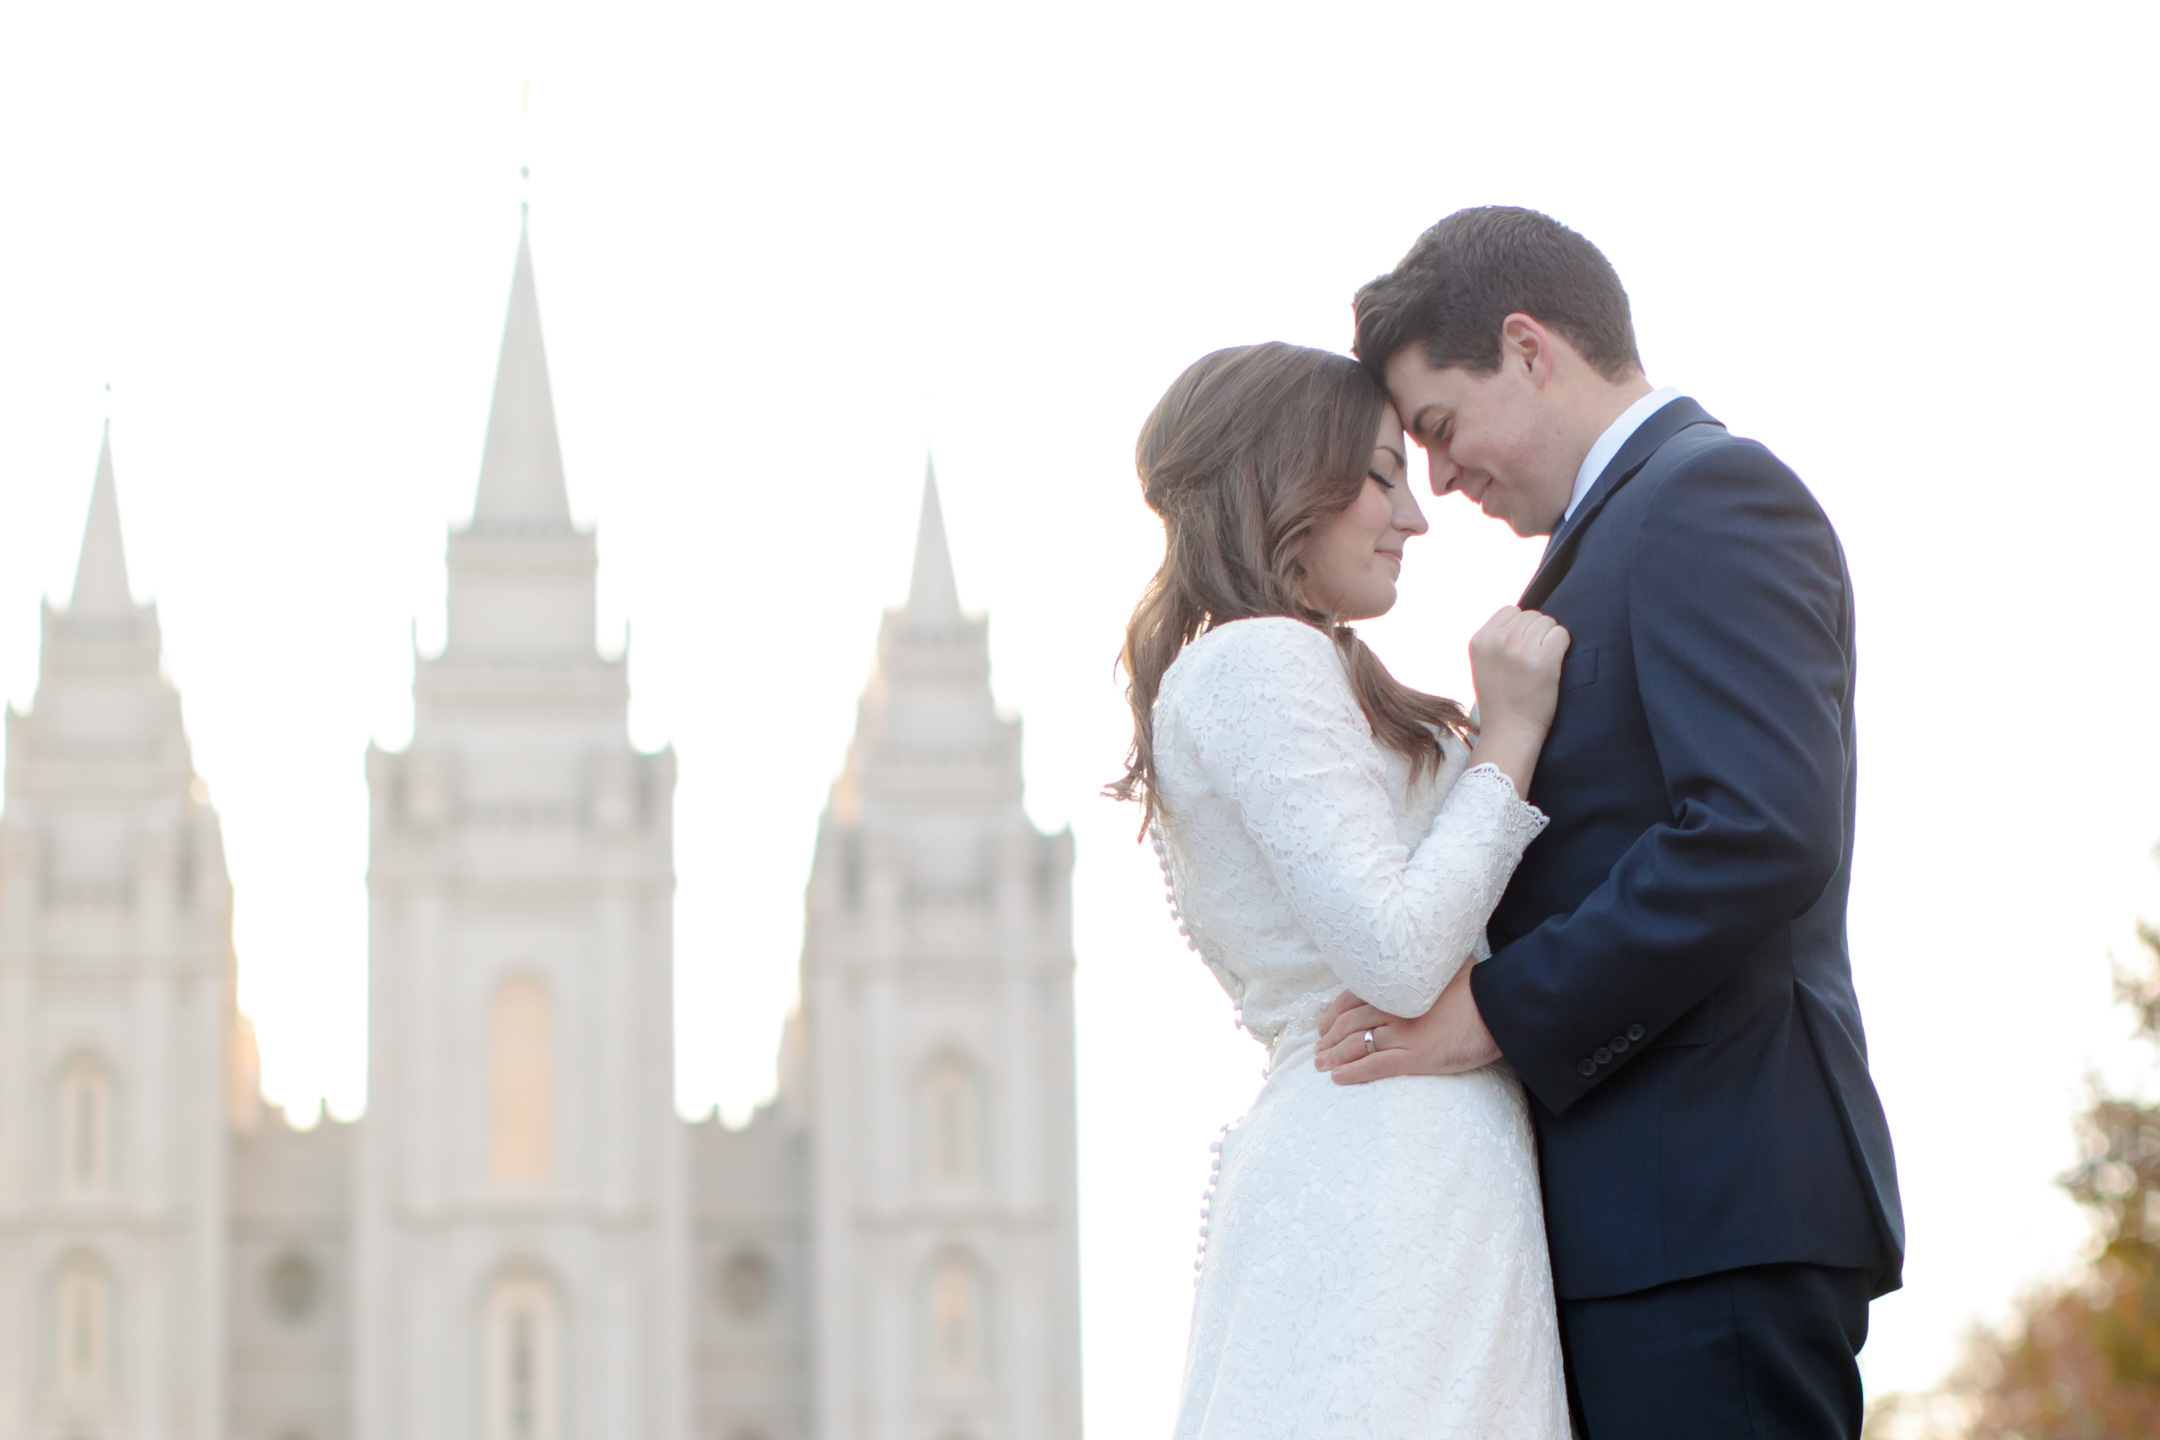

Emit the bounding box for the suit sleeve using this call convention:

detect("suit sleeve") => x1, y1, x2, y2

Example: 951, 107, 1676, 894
1470, 443, 1851, 1114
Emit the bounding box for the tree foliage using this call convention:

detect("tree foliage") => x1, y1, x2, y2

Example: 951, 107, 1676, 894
1949, 921, 2160, 1438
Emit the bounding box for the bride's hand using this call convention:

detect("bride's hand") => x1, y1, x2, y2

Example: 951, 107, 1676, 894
1470, 605, 1569, 736
1467, 606, 1569, 798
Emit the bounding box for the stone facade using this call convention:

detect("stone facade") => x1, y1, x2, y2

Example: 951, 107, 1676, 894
0, 221, 1080, 1440
0, 430, 242, 1440
801, 481, 1082, 1440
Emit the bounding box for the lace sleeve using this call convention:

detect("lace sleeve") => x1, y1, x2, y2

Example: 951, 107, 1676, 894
1185, 620, 1547, 1018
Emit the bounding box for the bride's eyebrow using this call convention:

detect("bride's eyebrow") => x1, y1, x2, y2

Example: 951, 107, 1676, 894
1374, 443, 1407, 472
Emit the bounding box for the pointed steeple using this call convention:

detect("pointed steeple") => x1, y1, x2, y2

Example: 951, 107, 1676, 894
472, 215, 572, 527
70, 422, 135, 615
905, 457, 962, 624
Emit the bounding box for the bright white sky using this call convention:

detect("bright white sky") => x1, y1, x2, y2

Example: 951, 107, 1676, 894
2, 0, 2155, 1426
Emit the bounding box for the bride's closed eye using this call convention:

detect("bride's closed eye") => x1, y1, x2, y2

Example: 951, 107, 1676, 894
1368, 470, 1397, 490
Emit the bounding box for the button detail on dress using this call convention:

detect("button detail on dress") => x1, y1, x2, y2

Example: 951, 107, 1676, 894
1194, 1120, 1233, 1284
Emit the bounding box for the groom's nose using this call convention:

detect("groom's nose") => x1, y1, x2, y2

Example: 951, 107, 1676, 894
1426, 448, 1461, 496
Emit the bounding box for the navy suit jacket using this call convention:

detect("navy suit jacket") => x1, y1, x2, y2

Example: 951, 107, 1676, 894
1469, 398, 1904, 1302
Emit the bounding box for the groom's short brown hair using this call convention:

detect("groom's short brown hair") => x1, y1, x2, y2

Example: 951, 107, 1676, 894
1353, 207, 1643, 384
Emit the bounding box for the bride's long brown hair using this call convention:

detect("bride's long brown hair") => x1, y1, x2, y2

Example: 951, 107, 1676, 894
1110, 342, 1473, 827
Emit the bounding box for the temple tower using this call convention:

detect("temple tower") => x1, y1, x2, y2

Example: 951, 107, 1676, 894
355, 220, 690, 1440
800, 471, 1082, 1440
0, 431, 241, 1440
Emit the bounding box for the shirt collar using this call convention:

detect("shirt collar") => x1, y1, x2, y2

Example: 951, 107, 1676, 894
1563, 386, 1685, 523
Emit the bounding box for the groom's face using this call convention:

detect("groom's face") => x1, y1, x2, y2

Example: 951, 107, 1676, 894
1383, 345, 1576, 539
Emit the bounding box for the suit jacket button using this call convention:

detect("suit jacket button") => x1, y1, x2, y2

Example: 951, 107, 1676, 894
1576, 1058, 1598, 1078
1609, 1035, 1629, 1054
1592, 1047, 1612, 1065
1626, 1024, 1646, 1042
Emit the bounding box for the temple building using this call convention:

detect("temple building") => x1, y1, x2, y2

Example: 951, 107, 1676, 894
0, 220, 1081, 1440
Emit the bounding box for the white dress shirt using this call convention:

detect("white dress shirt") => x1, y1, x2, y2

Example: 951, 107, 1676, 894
1562, 386, 1685, 523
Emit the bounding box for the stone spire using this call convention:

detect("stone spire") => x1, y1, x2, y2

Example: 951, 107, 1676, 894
832, 463, 1012, 813
905, 458, 962, 624
70, 421, 135, 615
472, 217, 572, 527
801, 461, 1080, 1440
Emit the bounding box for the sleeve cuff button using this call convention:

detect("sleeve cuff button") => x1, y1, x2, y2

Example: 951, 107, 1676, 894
1626, 1024, 1646, 1042
1576, 1058, 1598, 1078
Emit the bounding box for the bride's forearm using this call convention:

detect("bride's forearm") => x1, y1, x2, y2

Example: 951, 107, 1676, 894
1470, 719, 1546, 799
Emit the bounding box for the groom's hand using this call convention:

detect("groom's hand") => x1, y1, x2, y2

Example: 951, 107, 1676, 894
1314, 964, 1501, 1083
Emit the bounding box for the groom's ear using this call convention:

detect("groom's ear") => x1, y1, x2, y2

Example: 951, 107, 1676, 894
1498, 312, 1557, 388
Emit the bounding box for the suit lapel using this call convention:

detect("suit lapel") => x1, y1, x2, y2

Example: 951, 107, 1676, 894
1520, 397, 1722, 610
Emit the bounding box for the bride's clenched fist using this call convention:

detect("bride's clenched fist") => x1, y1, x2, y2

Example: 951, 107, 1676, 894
1466, 606, 1570, 799
1471, 606, 1570, 734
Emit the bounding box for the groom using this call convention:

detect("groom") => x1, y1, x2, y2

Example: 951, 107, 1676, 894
1317, 207, 1903, 1439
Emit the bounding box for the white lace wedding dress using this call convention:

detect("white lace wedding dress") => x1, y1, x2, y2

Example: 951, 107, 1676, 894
1150, 617, 1570, 1440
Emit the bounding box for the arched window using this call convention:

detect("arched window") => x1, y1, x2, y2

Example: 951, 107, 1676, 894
920, 1053, 982, 1191
484, 1276, 560, 1440
718, 1248, 773, 1320
264, 1249, 323, 1327
55, 1255, 111, 1392
58, 1057, 113, 1193
490, 977, 553, 1185
926, 1250, 987, 1386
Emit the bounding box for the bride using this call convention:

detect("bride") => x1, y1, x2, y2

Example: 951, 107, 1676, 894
1114, 342, 1573, 1438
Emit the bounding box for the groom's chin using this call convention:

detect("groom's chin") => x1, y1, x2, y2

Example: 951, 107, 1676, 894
1466, 495, 1535, 538
1489, 502, 1562, 540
